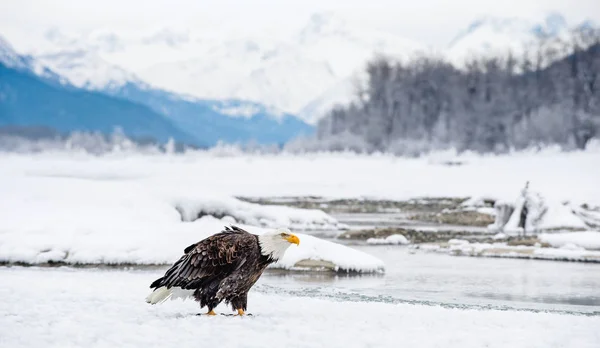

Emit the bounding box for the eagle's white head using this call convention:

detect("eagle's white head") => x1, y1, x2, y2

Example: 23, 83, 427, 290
257, 227, 300, 261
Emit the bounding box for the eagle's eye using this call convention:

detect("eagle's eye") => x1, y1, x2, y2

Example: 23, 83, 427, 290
280, 233, 288, 237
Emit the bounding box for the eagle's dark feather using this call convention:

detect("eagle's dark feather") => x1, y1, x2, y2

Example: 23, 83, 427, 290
149, 225, 273, 311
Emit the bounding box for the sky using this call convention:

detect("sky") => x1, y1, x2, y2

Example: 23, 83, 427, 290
1, 0, 599, 52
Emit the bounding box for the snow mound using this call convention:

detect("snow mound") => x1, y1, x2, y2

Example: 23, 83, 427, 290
366, 234, 410, 245
260, 231, 384, 272
0, 176, 380, 273
539, 232, 600, 251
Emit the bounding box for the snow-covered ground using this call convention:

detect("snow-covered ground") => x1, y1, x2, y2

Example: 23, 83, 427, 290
0, 174, 381, 271
0, 154, 383, 271
2, 146, 599, 204
0, 267, 598, 348
1, 148, 598, 269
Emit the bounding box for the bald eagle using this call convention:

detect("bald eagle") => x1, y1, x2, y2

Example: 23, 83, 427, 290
145, 225, 300, 316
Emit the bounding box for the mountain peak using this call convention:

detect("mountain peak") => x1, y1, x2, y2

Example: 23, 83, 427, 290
532, 12, 568, 37
298, 12, 347, 41
445, 12, 590, 66
36, 48, 139, 89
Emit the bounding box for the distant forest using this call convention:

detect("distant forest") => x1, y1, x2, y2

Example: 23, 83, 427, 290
297, 27, 600, 155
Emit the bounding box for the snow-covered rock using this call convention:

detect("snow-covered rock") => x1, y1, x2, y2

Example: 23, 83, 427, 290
490, 183, 590, 235
492, 233, 508, 240
366, 234, 409, 245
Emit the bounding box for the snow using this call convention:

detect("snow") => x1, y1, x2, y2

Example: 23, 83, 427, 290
273, 233, 383, 272
446, 13, 572, 68
489, 183, 591, 234
1, 267, 598, 348
422, 240, 600, 263
367, 234, 410, 245
35, 49, 138, 89
540, 232, 600, 251
173, 195, 342, 230
492, 233, 508, 240
2, 146, 598, 205
0, 173, 380, 272
1, 149, 599, 269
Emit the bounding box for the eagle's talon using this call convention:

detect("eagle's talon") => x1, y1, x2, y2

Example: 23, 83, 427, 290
206, 310, 216, 316
235, 308, 245, 316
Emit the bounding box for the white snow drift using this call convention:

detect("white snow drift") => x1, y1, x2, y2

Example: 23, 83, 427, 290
0, 175, 381, 272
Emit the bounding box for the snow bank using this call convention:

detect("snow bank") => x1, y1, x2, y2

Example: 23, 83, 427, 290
366, 234, 410, 245
174, 196, 342, 230
2, 267, 598, 348
0, 176, 381, 272
539, 232, 600, 250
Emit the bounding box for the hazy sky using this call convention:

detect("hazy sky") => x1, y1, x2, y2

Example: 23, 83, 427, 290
1, 0, 599, 49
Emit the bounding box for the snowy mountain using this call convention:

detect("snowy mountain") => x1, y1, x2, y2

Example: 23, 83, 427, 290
0, 39, 200, 146
14, 11, 596, 124
36, 49, 139, 90
5, 38, 313, 145
446, 13, 575, 66
28, 12, 425, 122
107, 83, 314, 146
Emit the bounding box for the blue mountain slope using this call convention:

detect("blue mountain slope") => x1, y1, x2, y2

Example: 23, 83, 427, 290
0, 63, 201, 146
108, 83, 314, 146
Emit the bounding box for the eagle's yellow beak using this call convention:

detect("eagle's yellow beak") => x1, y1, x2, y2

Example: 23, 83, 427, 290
285, 234, 300, 245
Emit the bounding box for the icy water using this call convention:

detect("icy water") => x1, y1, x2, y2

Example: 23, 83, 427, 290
259, 246, 600, 315
264, 211, 600, 316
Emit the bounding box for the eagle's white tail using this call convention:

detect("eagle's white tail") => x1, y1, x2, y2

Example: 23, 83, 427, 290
146, 286, 194, 304
145, 286, 172, 304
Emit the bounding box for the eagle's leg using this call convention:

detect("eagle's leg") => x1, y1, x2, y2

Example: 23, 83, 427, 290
231, 293, 248, 316
206, 309, 217, 316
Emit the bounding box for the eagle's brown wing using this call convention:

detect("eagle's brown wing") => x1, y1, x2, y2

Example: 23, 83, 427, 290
150, 226, 257, 290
